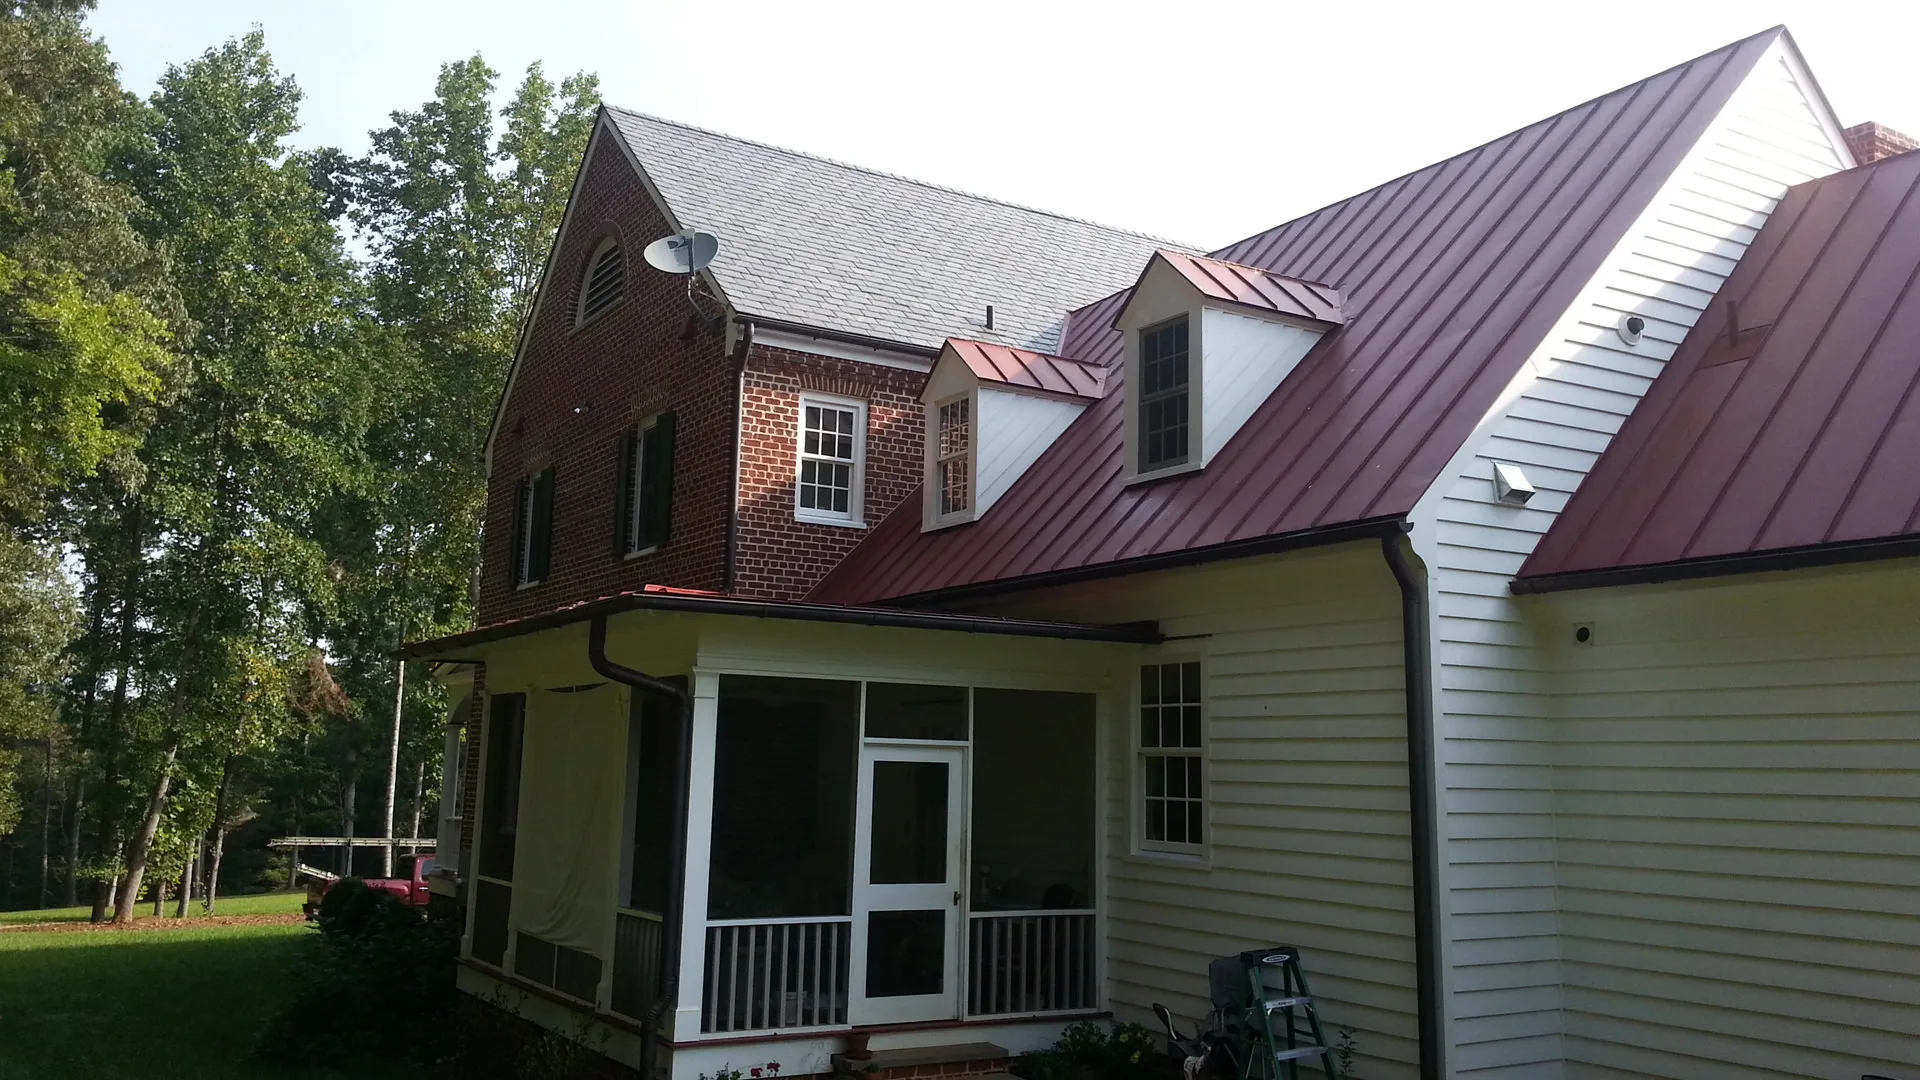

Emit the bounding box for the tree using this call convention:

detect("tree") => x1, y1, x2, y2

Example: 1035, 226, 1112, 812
102, 30, 372, 922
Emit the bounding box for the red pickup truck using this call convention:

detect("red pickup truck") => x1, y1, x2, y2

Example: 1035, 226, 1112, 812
302, 854, 435, 920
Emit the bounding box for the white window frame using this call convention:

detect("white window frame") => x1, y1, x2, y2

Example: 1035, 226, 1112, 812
926, 392, 976, 529
794, 392, 867, 527
623, 412, 663, 558
1133, 657, 1208, 858
514, 471, 539, 588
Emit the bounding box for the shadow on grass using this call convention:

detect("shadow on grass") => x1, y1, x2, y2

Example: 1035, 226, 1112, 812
0, 923, 418, 1080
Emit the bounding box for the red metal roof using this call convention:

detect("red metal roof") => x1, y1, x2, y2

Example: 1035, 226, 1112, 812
1143, 250, 1345, 325
1519, 147, 1920, 588
811, 29, 1785, 606
947, 338, 1106, 400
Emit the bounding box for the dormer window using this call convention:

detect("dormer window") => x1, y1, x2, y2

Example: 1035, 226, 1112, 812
935, 397, 971, 518
1116, 251, 1346, 483
577, 238, 625, 325
1138, 317, 1191, 473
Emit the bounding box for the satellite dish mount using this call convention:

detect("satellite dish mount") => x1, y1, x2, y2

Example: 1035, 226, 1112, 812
643, 230, 722, 326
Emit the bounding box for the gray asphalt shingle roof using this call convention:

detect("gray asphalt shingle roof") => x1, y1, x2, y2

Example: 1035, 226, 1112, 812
604, 107, 1185, 353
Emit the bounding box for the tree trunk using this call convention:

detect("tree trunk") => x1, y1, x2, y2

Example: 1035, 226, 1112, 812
407, 757, 426, 858
114, 735, 181, 926
340, 713, 358, 878
151, 878, 163, 917
383, 658, 406, 876
203, 756, 234, 914
174, 842, 194, 919
91, 511, 144, 923
63, 775, 84, 908
39, 738, 54, 908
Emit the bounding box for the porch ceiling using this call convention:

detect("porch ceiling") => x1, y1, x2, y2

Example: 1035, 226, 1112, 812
396, 584, 1162, 660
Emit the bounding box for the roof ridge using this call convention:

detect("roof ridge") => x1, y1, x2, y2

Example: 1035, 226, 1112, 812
1166, 248, 1341, 289
1202, 25, 1789, 261
948, 337, 1100, 364
603, 105, 1199, 250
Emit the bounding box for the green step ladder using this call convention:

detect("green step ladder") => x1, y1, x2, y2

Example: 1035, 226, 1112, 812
1236, 947, 1340, 1080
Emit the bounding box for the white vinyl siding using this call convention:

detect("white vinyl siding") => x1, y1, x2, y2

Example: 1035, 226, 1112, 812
1540, 562, 1920, 1080
1408, 41, 1852, 1077
970, 545, 1421, 1080
975, 389, 1085, 516
1197, 309, 1324, 463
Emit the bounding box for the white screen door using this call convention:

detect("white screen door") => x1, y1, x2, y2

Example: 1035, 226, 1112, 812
851, 744, 964, 1024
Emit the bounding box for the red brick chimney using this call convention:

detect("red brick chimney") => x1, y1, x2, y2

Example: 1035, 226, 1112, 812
1843, 121, 1918, 164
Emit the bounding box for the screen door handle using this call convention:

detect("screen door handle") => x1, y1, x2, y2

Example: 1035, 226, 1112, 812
953, 890, 961, 906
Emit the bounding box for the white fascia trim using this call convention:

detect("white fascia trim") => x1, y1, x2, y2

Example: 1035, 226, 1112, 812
483, 111, 740, 477
753, 327, 934, 373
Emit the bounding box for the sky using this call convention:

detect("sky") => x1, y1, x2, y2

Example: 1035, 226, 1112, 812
92, 0, 1919, 250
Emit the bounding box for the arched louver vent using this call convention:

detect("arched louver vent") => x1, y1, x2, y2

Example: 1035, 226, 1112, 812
580, 241, 625, 323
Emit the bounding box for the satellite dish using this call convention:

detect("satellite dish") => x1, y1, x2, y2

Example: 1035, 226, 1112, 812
643, 231, 719, 274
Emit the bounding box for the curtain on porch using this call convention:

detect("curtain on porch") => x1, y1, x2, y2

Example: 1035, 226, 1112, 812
513, 683, 628, 954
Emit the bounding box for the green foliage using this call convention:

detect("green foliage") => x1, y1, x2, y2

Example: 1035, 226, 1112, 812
259, 899, 459, 1067
1016, 1021, 1178, 1080
0, 531, 76, 831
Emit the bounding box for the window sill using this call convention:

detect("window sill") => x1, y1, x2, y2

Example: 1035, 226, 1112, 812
1125, 459, 1204, 487
795, 513, 866, 529
1124, 848, 1211, 871
514, 579, 544, 591
922, 512, 976, 533
622, 545, 662, 561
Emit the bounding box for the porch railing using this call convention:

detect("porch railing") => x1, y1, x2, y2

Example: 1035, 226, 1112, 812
967, 909, 1097, 1017
703, 917, 851, 1033
611, 909, 665, 1020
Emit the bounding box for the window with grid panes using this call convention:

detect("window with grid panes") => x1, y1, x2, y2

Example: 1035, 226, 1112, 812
936, 397, 970, 517
1138, 317, 1191, 472
796, 397, 863, 523
1138, 660, 1204, 850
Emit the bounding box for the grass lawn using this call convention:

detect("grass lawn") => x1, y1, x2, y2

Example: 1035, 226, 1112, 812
0, 889, 305, 927
0, 901, 420, 1080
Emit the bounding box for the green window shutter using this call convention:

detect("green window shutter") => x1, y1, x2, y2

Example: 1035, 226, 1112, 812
527, 467, 555, 582
510, 477, 530, 585
613, 428, 636, 557
638, 411, 676, 549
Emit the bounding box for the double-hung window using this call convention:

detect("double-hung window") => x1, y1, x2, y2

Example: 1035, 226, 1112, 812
511, 467, 555, 587
615, 412, 676, 556
1138, 660, 1205, 852
796, 395, 865, 525
1138, 316, 1191, 473
935, 396, 971, 519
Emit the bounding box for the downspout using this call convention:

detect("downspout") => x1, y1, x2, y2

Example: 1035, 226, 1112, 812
1380, 531, 1445, 1080
722, 321, 753, 593
588, 615, 692, 1079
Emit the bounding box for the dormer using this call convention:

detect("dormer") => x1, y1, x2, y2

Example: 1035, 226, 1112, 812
921, 339, 1106, 531
1114, 250, 1344, 482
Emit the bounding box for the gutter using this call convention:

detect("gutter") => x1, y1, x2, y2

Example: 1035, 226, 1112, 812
880, 517, 1408, 608
1510, 533, 1920, 595
1379, 532, 1445, 1080
587, 615, 691, 1080
740, 314, 941, 360
723, 321, 754, 592
398, 591, 1161, 660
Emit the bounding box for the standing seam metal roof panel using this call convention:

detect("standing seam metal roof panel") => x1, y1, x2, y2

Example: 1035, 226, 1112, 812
811, 29, 1784, 605
1519, 147, 1920, 583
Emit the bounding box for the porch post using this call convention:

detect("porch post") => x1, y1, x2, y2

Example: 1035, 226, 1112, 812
670, 671, 720, 1038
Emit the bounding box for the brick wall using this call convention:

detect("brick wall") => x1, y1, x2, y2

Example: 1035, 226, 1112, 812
1843, 121, 1918, 165
734, 344, 926, 599
479, 133, 736, 625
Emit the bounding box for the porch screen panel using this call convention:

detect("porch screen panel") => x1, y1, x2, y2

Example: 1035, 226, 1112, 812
709, 676, 858, 919
478, 694, 527, 881
513, 684, 626, 954
970, 690, 1095, 911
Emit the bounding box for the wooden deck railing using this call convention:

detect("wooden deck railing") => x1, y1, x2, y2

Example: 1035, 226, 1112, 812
702, 917, 851, 1033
